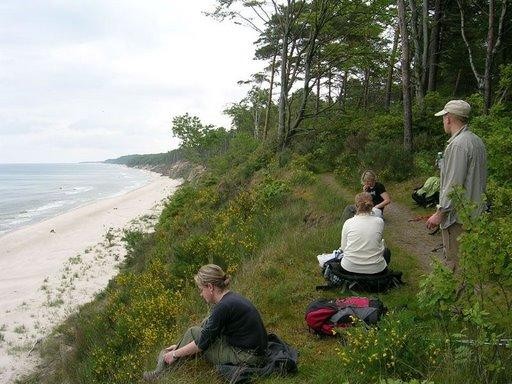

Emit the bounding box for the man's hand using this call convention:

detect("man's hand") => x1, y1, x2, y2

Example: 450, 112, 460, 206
426, 211, 443, 230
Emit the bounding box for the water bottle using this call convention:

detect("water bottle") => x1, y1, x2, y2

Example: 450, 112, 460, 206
436, 151, 443, 168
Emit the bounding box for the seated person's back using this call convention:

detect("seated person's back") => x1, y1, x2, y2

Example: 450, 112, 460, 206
340, 192, 389, 275
341, 214, 386, 274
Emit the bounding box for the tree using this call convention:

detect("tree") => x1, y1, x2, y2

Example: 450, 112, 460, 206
209, 0, 278, 140
457, 0, 508, 113
171, 114, 229, 163
224, 86, 269, 138
397, 0, 413, 151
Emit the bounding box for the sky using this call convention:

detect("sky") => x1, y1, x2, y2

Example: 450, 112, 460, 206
0, 1, 261, 163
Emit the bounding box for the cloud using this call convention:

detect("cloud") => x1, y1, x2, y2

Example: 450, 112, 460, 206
0, 0, 261, 163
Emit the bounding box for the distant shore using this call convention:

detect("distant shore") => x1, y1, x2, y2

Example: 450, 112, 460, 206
0, 174, 181, 383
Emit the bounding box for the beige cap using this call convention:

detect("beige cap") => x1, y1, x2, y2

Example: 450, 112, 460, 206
434, 100, 471, 117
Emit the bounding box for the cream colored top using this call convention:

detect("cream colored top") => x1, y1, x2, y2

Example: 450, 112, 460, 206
340, 214, 387, 274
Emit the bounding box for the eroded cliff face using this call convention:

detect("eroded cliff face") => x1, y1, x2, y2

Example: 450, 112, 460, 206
136, 160, 205, 182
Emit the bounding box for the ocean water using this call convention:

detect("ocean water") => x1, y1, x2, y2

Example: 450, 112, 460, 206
0, 163, 154, 235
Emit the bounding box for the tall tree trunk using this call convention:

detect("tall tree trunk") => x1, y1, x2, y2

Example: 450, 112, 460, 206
421, 0, 429, 90
327, 67, 332, 103
253, 106, 260, 139
363, 68, 370, 109
398, 0, 413, 151
385, 25, 400, 111
453, 69, 462, 96
316, 66, 321, 114
263, 49, 278, 141
278, 13, 290, 146
339, 70, 348, 110
483, 0, 495, 113
286, 27, 317, 144
408, 0, 425, 107
428, 0, 442, 92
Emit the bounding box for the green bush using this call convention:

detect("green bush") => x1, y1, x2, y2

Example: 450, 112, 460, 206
338, 311, 444, 383
71, 259, 181, 384
367, 114, 403, 143
254, 178, 290, 208
472, 115, 512, 184
418, 188, 512, 383
358, 141, 414, 182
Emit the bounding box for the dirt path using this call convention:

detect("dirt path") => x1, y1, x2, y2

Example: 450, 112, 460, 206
321, 174, 443, 271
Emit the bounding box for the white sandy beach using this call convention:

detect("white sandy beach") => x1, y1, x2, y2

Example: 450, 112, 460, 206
0, 173, 181, 383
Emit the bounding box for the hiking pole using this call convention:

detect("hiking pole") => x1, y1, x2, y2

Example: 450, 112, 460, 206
431, 244, 444, 253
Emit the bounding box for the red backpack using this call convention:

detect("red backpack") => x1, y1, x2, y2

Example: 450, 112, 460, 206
305, 297, 386, 336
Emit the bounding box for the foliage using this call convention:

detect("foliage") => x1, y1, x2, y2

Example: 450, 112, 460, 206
66, 258, 181, 384
338, 311, 444, 383
418, 187, 512, 383
357, 140, 414, 182
104, 149, 184, 167
286, 154, 318, 185
471, 114, 512, 184
171, 113, 230, 164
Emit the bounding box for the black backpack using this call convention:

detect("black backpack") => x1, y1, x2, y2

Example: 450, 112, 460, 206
320, 259, 403, 292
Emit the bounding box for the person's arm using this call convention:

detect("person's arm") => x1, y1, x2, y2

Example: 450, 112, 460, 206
341, 222, 348, 250
426, 209, 444, 229
375, 191, 391, 210
438, 144, 468, 213
427, 144, 467, 229
163, 340, 201, 364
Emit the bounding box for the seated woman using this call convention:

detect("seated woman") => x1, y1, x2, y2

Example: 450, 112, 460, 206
361, 170, 391, 215
339, 192, 391, 276
143, 264, 268, 381
340, 170, 390, 225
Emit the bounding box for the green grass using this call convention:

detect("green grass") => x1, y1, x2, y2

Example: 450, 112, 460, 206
19, 169, 512, 384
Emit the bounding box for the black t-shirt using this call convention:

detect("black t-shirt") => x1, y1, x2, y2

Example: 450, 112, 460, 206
366, 182, 386, 207
197, 292, 268, 354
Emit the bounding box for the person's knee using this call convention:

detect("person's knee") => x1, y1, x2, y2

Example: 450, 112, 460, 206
188, 326, 202, 341
179, 325, 203, 347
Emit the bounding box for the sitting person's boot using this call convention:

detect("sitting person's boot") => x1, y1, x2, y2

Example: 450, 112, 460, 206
142, 370, 160, 382
142, 349, 167, 381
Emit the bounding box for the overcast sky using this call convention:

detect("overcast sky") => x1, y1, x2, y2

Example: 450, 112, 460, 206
0, 1, 261, 163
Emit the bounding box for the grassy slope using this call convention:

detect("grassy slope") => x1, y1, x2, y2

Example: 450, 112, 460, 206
21, 167, 510, 384
153, 173, 427, 384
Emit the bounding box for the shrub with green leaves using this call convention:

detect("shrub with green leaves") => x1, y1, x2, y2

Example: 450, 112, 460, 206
417, 188, 512, 383
337, 311, 444, 383
472, 115, 512, 184
358, 140, 414, 182
71, 258, 182, 384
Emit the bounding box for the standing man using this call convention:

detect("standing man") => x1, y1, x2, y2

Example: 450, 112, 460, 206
426, 100, 487, 268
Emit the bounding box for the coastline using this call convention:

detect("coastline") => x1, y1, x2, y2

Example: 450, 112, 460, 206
0, 174, 181, 383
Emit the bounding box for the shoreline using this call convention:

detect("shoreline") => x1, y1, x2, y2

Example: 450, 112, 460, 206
0, 174, 181, 383
0, 163, 158, 237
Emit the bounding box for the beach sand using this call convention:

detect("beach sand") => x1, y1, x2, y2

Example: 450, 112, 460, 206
0, 173, 181, 383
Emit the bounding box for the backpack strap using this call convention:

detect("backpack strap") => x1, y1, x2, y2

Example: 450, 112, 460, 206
329, 306, 379, 325
329, 307, 356, 324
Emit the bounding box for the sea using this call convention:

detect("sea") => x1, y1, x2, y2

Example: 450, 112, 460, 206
0, 163, 154, 235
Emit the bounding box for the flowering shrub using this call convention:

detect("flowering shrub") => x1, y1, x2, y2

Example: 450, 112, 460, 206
337, 312, 444, 383
75, 258, 183, 383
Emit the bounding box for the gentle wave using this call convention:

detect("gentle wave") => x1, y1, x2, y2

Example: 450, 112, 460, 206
63, 186, 94, 195
32, 200, 68, 212
0, 163, 153, 235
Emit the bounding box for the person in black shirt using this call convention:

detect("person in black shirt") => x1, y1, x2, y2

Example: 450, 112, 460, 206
143, 264, 268, 381
341, 170, 391, 225
361, 170, 391, 214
